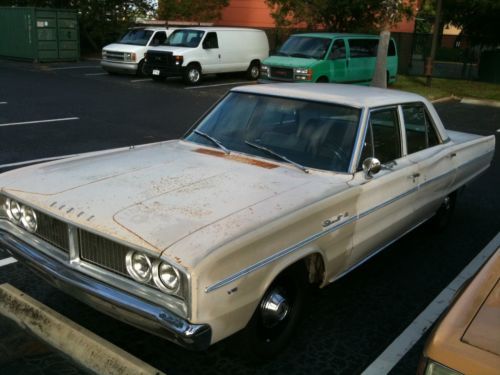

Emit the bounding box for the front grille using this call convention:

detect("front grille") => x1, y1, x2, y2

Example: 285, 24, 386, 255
104, 51, 125, 61
270, 67, 293, 80
34, 210, 70, 253
79, 229, 128, 277
146, 51, 174, 67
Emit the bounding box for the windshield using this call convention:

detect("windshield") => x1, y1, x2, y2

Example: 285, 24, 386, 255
118, 29, 153, 46
164, 29, 205, 47
185, 92, 361, 173
276, 36, 332, 59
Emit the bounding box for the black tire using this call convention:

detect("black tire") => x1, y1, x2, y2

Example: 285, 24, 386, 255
246, 61, 260, 80
235, 262, 308, 360
429, 192, 457, 231
136, 60, 146, 76
183, 64, 202, 85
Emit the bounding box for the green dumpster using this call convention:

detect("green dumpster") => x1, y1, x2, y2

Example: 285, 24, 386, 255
0, 7, 79, 62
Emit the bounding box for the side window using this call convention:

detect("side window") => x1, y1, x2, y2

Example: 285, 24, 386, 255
150, 31, 167, 46
203, 32, 219, 49
348, 39, 378, 58
328, 39, 346, 60
359, 108, 401, 168
402, 104, 440, 153
388, 40, 396, 56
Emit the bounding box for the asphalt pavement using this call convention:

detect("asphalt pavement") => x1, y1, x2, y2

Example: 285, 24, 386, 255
0, 59, 499, 375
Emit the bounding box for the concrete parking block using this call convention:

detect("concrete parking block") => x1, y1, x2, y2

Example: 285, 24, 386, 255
0, 283, 165, 375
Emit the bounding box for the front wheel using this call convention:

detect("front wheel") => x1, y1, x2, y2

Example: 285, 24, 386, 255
183, 64, 202, 85
246, 61, 260, 80
236, 263, 308, 360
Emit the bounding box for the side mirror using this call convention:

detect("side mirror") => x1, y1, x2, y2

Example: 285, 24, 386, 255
362, 157, 381, 178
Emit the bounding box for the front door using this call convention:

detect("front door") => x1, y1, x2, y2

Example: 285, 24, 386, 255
201, 32, 220, 74
326, 39, 348, 82
348, 107, 419, 266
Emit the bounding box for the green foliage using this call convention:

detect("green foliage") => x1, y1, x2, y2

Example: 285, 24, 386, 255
157, 0, 229, 23
0, 0, 155, 51
264, 0, 414, 32
442, 0, 500, 45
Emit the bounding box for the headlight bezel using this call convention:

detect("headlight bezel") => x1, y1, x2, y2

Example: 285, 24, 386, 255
153, 261, 181, 294
1, 196, 39, 233
125, 250, 153, 283
424, 360, 462, 375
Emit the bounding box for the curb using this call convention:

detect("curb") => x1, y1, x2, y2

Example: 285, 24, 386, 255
0, 283, 165, 375
431, 95, 459, 103
460, 97, 500, 108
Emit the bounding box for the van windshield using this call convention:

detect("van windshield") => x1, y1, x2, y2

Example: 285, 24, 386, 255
164, 29, 205, 48
276, 36, 332, 60
118, 29, 153, 46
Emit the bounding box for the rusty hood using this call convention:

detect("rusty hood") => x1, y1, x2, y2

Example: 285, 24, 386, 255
1, 141, 348, 266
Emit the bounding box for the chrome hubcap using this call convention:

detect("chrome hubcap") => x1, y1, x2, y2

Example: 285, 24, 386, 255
251, 66, 259, 78
260, 288, 289, 328
189, 69, 200, 82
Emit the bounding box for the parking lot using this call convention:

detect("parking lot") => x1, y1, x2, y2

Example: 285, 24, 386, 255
0, 58, 499, 375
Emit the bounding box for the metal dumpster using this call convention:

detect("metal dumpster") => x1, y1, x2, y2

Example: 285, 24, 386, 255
0, 7, 79, 62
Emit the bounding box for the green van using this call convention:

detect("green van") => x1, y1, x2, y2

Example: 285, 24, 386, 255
260, 33, 398, 84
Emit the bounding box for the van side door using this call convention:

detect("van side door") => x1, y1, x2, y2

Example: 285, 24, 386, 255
201, 32, 220, 74
326, 39, 348, 83
346, 38, 378, 84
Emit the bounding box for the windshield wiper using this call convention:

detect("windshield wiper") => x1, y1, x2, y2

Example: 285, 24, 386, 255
194, 130, 230, 154
245, 140, 309, 174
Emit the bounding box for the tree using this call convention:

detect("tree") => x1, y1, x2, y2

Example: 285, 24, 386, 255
0, 0, 155, 51
265, 0, 413, 33
157, 0, 229, 23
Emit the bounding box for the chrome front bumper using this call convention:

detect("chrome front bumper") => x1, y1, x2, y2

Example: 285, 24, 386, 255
101, 60, 139, 74
0, 230, 211, 350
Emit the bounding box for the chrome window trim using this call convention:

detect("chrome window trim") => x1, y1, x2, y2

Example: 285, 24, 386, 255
348, 107, 368, 173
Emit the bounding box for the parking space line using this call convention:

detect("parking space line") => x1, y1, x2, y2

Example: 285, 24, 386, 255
85, 72, 107, 76
130, 78, 152, 83
0, 102, 7, 105
0, 153, 80, 169
46, 66, 101, 71
0, 257, 17, 268
185, 81, 252, 90
361, 232, 500, 375
0, 117, 79, 128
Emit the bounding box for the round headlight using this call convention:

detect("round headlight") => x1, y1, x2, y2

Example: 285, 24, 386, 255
20, 206, 37, 233
153, 262, 180, 293
126, 251, 152, 283
6, 199, 22, 223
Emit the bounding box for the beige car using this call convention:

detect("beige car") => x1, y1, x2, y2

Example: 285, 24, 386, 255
420, 248, 500, 375
0, 84, 495, 358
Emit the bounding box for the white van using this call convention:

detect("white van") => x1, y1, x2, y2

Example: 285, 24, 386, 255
101, 27, 175, 75
143, 27, 269, 84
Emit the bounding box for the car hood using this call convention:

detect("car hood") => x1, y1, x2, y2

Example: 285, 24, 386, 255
263, 55, 317, 68
1, 141, 348, 267
103, 43, 146, 53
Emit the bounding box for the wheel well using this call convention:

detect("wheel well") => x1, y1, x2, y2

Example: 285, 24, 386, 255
316, 76, 329, 83
187, 62, 201, 71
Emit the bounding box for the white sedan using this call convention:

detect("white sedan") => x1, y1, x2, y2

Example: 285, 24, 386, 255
0, 84, 495, 358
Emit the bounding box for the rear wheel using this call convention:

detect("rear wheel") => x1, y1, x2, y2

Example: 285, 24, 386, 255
236, 262, 308, 360
184, 64, 202, 85
246, 61, 260, 80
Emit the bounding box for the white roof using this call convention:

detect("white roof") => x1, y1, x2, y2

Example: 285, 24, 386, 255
232, 83, 426, 109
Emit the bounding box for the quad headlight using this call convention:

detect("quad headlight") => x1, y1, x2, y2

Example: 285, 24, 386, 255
124, 52, 137, 62
1, 196, 38, 233
294, 68, 313, 81
260, 64, 269, 78
126, 250, 183, 296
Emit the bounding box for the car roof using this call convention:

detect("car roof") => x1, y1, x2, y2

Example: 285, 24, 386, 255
231, 83, 426, 109
173, 27, 262, 32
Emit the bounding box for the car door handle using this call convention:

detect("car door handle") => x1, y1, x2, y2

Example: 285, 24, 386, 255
409, 173, 420, 180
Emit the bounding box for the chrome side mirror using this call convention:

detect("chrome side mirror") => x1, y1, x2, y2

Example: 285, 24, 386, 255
362, 157, 381, 178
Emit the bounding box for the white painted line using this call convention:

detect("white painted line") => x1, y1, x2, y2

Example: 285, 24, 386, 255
0, 102, 7, 105
461, 97, 500, 108
130, 78, 152, 83
0, 257, 17, 268
0, 153, 80, 169
185, 81, 252, 90
46, 65, 101, 71
361, 232, 500, 375
85, 72, 107, 76
0, 117, 79, 128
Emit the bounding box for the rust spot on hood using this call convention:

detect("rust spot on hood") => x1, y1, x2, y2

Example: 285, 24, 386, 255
194, 148, 278, 169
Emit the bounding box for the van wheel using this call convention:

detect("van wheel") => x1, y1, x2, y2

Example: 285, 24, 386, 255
246, 61, 260, 80
184, 64, 201, 85
137, 60, 146, 76
236, 262, 308, 360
